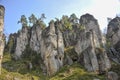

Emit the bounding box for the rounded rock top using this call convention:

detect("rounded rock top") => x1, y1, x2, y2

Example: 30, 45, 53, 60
0, 5, 5, 11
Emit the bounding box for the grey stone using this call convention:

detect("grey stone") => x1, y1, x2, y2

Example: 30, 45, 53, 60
6, 13, 112, 76
107, 71, 118, 80
75, 14, 111, 74
107, 17, 120, 64
40, 21, 64, 76
14, 26, 30, 59
0, 5, 5, 74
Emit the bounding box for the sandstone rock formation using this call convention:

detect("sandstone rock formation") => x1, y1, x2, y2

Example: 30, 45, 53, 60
0, 5, 5, 74
107, 17, 120, 64
40, 21, 64, 76
14, 26, 30, 59
74, 14, 111, 74
6, 13, 111, 76
79, 14, 102, 44
7, 20, 64, 76
30, 24, 42, 52
75, 30, 111, 73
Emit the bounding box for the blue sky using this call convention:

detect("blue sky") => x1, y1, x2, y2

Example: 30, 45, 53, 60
0, 0, 120, 35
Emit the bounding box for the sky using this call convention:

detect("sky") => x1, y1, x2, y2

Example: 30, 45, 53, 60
0, 0, 120, 36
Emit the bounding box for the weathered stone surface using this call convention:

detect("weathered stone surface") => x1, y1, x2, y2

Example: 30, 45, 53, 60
30, 24, 42, 52
107, 17, 120, 46
62, 27, 78, 47
14, 26, 30, 59
107, 71, 118, 80
79, 13, 102, 44
66, 55, 73, 65
40, 21, 64, 76
0, 5, 5, 74
8, 21, 64, 76
75, 14, 111, 73
107, 17, 120, 64
6, 13, 112, 76
75, 30, 111, 73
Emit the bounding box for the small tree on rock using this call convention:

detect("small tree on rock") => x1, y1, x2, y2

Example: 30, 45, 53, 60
29, 14, 37, 25
18, 15, 28, 26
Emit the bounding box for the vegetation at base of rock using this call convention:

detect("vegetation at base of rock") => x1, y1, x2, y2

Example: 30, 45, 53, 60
2, 13, 120, 79
110, 62, 120, 80
0, 52, 108, 80
1, 52, 48, 80
50, 63, 106, 80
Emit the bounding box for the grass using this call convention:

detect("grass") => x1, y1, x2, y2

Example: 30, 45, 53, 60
0, 68, 40, 80
0, 52, 111, 80
0, 53, 48, 80
50, 63, 105, 80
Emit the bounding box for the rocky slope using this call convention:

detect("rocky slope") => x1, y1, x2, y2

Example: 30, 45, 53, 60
6, 13, 111, 76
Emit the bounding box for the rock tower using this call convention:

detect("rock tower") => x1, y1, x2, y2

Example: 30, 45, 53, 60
0, 5, 5, 74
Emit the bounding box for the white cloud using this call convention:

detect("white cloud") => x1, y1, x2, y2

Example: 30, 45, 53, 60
81, 0, 120, 31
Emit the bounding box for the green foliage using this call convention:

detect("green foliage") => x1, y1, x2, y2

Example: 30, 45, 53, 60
79, 25, 85, 30
69, 13, 78, 24
0, 68, 40, 80
50, 63, 106, 80
5, 34, 16, 54
5, 38, 14, 53
21, 45, 42, 67
2, 50, 108, 80
55, 13, 81, 31
39, 13, 46, 21
18, 13, 46, 29
110, 62, 120, 80
29, 14, 37, 25
1, 52, 40, 80
1, 51, 47, 80
106, 39, 111, 49
18, 15, 28, 26
35, 13, 47, 29
61, 15, 72, 30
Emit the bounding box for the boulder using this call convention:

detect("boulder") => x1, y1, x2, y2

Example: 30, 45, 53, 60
107, 71, 118, 80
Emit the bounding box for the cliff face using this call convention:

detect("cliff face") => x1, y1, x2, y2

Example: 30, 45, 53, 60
0, 5, 5, 74
40, 21, 64, 76
6, 13, 111, 75
15, 26, 30, 59
75, 30, 111, 73
107, 17, 120, 64
75, 14, 110, 73
79, 14, 102, 44
30, 24, 42, 52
